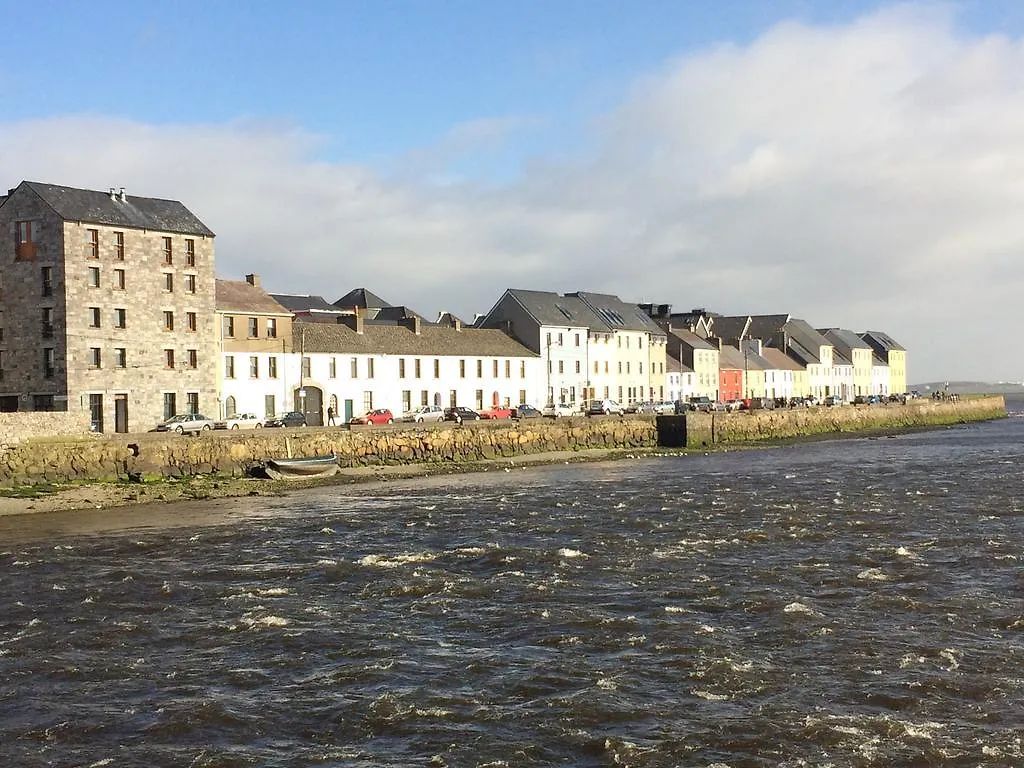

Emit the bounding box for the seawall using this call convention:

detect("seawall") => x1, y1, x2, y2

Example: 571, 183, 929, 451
0, 397, 1006, 487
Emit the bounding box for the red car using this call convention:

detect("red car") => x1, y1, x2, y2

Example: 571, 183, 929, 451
349, 408, 394, 425
478, 405, 514, 419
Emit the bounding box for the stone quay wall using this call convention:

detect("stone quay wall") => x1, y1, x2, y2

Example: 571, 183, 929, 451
0, 398, 1005, 487
0, 411, 93, 445
676, 396, 1007, 449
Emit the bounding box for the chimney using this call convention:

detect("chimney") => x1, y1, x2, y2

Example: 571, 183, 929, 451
109, 188, 116, 200
245, 273, 261, 288
405, 315, 422, 335
343, 307, 364, 334
119, 187, 126, 202
453, 317, 462, 331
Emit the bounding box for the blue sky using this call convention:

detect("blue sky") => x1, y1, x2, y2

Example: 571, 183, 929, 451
4, 1, 1024, 381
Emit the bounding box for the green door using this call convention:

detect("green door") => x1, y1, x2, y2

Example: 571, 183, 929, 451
344, 399, 353, 422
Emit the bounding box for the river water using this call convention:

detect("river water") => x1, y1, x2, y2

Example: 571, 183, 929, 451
2, 401, 1023, 767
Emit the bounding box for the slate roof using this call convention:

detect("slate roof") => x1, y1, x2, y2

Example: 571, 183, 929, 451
271, 294, 345, 313
785, 319, 832, 363
860, 331, 906, 352
570, 291, 667, 336
718, 345, 749, 370
373, 305, 428, 323
744, 314, 792, 341
833, 351, 853, 367
710, 316, 751, 341
486, 289, 602, 330
216, 280, 292, 315
293, 322, 539, 358
667, 327, 717, 351
16, 181, 215, 236
334, 288, 393, 310
820, 328, 873, 356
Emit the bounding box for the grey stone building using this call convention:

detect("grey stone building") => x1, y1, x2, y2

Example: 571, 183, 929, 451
0, 181, 217, 432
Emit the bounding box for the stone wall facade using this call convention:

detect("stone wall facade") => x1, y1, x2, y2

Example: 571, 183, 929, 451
0, 410, 93, 445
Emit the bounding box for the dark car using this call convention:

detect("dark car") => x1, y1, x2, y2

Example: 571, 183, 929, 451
265, 411, 307, 428
512, 404, 542, 419
444, 406, 481, 424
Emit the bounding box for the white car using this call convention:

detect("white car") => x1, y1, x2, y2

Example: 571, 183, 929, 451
215, 413, 264, 430
542, 402, 576, 418
401, 405, 445, 423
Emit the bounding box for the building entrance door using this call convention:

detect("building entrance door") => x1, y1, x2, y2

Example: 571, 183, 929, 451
114, 394, 128, 433
343, 399, 353, 422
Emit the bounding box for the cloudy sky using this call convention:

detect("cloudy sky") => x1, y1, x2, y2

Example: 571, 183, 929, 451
4, 1, 1024, 383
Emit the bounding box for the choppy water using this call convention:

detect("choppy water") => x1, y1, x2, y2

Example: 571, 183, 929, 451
2, 403, 1024, 767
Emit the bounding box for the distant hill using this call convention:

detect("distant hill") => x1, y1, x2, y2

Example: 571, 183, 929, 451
910, 381, 1024, 395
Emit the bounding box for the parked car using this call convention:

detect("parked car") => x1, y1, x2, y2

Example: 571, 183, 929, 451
401, 405, 444, 423
724, 399, 744, 412
653, 401, 677, 415
444, 406, 481, 424
803, 395, 820, 407
479, 405, 514, 419
542, 402, 577, 418
154, 413, 216, 434
674, 400, 696, 413
688, 396, 714, 412
350, 408, 394, 425
265, 411, 307, 428
214, 413, 263, 430
587, 399, 623, 416
823, 395, 843, 406
512, 404, 542, 419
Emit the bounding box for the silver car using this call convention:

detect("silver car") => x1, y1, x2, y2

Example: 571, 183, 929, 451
155, 413, 216, 434
401, 405, 445, 423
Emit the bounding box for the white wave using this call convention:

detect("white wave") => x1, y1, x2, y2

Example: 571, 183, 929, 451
240, 614, 290, 629
316, 559, 338, 565
596, 677, 618, 690
939, 648, 961, 671
52, 584, 66, 591
697, 624, 716, 634
663, 606, 693, 614
557, 548, 588, 558
784, 602, 821, 617
899, 654, 927, 668
455, 546, 488, 555
87, 760, 115, 768
319, 527, 333, 534
857, 568, 889, 581
358, 552, 437, 567
894, 546, 917, 558
693, 690, 730, 701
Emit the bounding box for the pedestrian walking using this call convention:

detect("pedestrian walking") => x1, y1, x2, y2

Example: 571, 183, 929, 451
327, 406, 336, 426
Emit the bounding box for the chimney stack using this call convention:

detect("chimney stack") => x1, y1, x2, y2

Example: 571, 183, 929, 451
245, 273, 261, 288
109, 188, 116, 200
119, 187, 126, 202
405, 316, 422, 335
344, 307, 365, 334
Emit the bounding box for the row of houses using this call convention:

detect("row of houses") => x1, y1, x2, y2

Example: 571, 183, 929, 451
0, 181, 907, 432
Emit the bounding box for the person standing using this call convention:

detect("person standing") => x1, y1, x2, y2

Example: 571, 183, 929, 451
327, 406, 336, 426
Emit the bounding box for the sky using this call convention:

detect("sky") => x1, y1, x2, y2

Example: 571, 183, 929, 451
3, 0, 1024, 384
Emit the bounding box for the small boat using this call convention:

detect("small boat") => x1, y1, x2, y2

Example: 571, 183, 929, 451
264, 453, 339, 481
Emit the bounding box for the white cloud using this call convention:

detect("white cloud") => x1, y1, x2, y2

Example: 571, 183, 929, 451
3, 4, 1024, 381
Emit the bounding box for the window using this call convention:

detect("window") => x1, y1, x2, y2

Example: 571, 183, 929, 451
402, 390, 412, 412
186, 349, 197, 369
185, 239, 195, 266
186, 312, 197, 332
505, 360, 511, 377
301, 356, 311, 377
575, 333, 580, 347
163, 392, 176, 420
575, 360, 581, 374
164, 273, 173, 292
399, 359, 406, 378
475, 390, 483, 409
329, 357, 337, 378
33, 394, 55, 412
558, 333, 563, 345
163, 311, 174, 331
268, 357, 278, 379
184, 274, 196, 294
17, 220, 40, 260
363, 391, 373, 412
162, 237, 173, 264
350, 357, 358, 377
225, 356, 235, 378
43, 348, 55, 378
433, 359, 439, 378
115, 348, 127, 368
414, 359, 421, 378
87, 229, 99, 259
89, 307, 101, 328
224, 396, 236, 418
186, 392, 199, 415
593, 361, 599, 374
223, 316, 235, 338
421, 391, 429, 406
248, 317, 258, 338
493, 360, 499, 377
41, 266, 53, 297
368, 358, 375, 378
264, 394, 275, 418
88, 266, 100, 287
520, 389, 527, 404
115, 231, 124, 260
165, 349, 176, 368
459, 360, 466, 378
114, 268, 125, 290
249, 356, 259, 378
476, 360, 483, 377
558, 361, 564, 374
520, 361, 526, 378
41, 308, 54, 338
114, 308, 126, 328
89, 347, 101, 368
266, 318, 277, 338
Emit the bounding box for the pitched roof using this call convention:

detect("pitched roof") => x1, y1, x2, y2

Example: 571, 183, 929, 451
710, 316, 751, 341
570, 291, 667, 336
760, 347, 806, 372
334, 288, 393, 310
487, 289, 602, 329
373, 305, 428, 323
667, 327, 718, 350
718, 345, 749, 370
271, 293, 347, 313
820, 328, 873, 355
860, 330, 906, 352
216, 280, 292, 315
294, 322, 539, 358
17, 181, 215, 236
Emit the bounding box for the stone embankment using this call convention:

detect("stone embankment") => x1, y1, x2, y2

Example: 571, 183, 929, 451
0, 397, 1006, 487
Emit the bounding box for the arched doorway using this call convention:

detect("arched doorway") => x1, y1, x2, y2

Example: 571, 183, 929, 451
491, 391, 500, 407
224, 395, 237, 418
294, 386, 324, 426
433, 392, 442, 407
